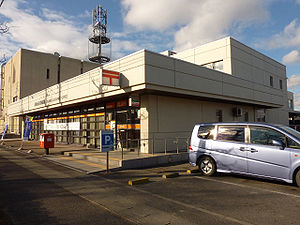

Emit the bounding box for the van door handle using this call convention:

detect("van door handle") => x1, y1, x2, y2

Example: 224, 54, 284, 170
239, 147, 247, 151
249, 148, 258, 153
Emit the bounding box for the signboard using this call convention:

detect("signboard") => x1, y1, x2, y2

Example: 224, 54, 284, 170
23, 116, 33, 141
102, 69, 120, 86
129, 95, 140, 107
100, 130, 114, 152
1, 124, 8, 141
44, 122, 80, 131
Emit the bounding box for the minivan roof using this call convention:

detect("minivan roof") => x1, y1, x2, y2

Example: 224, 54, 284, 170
195, 122, 283, 129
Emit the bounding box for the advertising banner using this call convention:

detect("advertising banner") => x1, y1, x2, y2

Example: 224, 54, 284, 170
1, 124, 8, 141
23, 116, 33, 141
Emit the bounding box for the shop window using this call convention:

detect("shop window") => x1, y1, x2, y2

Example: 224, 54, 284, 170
117, 110, 127, 124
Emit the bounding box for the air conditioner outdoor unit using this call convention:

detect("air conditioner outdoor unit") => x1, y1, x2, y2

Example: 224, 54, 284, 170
233, 107, 243, 117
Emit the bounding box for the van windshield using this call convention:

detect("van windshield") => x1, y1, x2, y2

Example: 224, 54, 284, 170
277, 125, 300, 139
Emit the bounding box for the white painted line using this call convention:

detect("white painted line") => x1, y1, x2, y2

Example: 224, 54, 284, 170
194, 176, 300, 199
96, 176, 253, 225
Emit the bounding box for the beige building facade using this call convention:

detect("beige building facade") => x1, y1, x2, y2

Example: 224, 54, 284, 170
4, 37, 290, 153
1, 49, 99, 134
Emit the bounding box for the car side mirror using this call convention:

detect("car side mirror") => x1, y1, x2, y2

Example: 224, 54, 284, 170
272, 139, 285, 150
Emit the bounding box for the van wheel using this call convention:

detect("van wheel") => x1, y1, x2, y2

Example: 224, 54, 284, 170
295, 170, 300, 187
198, 156, 216, 176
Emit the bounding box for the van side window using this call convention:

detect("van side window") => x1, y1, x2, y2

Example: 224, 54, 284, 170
250, 127, 285, 146
198, 125, 215, 139
287, 137, 300, 149
216, 126, 245, 143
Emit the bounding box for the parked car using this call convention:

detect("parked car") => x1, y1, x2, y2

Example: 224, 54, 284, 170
189, 122, 300, 187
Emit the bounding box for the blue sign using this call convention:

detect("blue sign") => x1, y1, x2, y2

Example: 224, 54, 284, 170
1, 124, 8, 140
100, 130, 114, 152
23, 116, 33, 141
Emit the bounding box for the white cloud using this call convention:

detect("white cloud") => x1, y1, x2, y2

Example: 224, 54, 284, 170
282, 50, 300, 64
296, 0, 300, 4
0, 0, 140, 61
0, 0, 88, 59
121, 0, 270, 51
264, 19, 300, 49
288, 75, 300, 89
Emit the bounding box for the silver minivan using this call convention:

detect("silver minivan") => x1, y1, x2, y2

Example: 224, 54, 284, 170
189, 122, 300, 187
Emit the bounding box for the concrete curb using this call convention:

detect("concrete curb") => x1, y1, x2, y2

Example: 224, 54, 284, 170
122, 153, 188, 169
128, 177, 149, 186
162, 172, 179, 179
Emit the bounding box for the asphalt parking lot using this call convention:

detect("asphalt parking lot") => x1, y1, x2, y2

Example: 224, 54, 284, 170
1, 147, 300, 225
99, 163, 300, 225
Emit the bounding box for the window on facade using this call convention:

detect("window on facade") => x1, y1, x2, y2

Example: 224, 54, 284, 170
244, 112, 249, 122
250, 127, 285, 146
198, 125, 215, 139
46, 69, 50, 79
288, 99, 294, 110
216, 110, 223, 122
216, 126, 245, 143
279, 79, 283, 89
13, 67, 16, 83
256, 109, 266, 122
270, 76, 273, 87
12, 96, 18, 102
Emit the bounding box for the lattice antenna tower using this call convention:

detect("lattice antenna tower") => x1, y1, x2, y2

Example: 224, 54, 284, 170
88, 5, 110, 64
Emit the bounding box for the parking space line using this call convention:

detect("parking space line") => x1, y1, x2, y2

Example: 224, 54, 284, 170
96, 175, 253, 225
194, 176, 300, 198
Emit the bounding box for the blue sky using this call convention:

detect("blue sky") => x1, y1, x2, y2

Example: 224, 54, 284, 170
1, 0, 300, 108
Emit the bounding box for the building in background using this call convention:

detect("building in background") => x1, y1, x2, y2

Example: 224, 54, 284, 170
0, 49, 99, 135
4, 37, 292, 153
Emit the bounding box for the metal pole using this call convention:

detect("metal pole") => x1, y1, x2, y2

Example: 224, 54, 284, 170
121, 140, 124, 160
106, 151, 109, 173
176, 138, 179, 154
152, 137, 155, 155
138, 139, 140, 157
164, 138, 167, 155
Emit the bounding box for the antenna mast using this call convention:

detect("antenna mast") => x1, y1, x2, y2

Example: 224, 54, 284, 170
88, 5, 110, 64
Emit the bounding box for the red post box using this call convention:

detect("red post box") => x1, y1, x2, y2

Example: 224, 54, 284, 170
40, 133, 54, 154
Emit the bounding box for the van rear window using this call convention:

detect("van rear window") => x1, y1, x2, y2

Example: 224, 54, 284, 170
198, 125, 215, 139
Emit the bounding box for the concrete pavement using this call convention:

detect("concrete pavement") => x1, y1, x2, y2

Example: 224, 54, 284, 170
0, 139, 188, 173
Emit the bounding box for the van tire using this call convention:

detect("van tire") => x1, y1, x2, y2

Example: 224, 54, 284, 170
198, 156, 216, 176
295, 170, 300, 187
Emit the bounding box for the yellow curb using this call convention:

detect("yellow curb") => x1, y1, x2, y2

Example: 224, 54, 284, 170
128, 177, 149, 186
162, 172, 179, 179
187, 169, 199, 174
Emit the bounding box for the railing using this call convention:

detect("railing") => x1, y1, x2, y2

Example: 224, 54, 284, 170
114, 137, 190, 160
